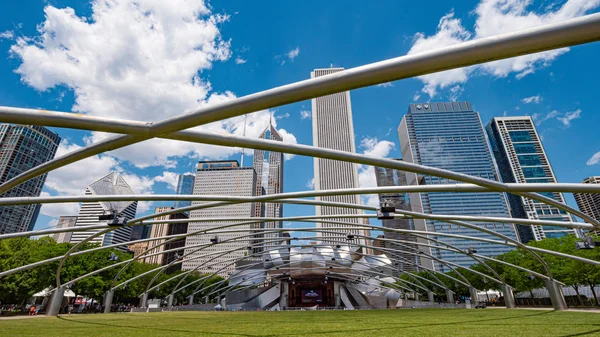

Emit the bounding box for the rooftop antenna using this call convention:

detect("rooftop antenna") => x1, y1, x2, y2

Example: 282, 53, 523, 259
240, 114, 248, 166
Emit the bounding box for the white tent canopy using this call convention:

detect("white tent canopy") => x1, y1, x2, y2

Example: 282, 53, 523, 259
33, 288, 76, 298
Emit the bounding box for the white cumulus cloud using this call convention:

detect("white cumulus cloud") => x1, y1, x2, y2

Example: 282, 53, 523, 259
556, 109, 581, 127
357, 137, 395, 207
300, 110, 311, 120
587, 151, 600, 166
522, 95, 541, 104
10, 1, 298, 169
408, 0, 600, 97
235, 56, 247, 64
287, 47, 300, 61
155, 171, 180, 191
306, 178, 314, 189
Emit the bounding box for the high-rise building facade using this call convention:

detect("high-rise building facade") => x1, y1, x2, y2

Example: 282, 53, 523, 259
69, 172, 138, 251
0, 124, 61, 234
174, 174, 195, 210
486, 116, 578, 242
311, 68, 370, 246
143, 207, 189, 272
375, 161, 418, 273
183, 160, 256, 278
398, 102, 518, 270
251, 120, 284, 252
53, 216, 78, 243
573, 176, 600, 235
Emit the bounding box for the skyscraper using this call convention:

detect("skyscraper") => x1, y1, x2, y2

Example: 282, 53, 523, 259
486, 116, 578, 242
375, 160, 418, 273
69, 172, 138, 251
573, 176, 600, 235
174, 174, 195, 210
398, 102, 518, 270
183, 160, 256, 278
251, 119, 284, 252
0, 124, 61, 234
52, 216, 78, 243
311, 68, 370, 246
143, 206, 189, 272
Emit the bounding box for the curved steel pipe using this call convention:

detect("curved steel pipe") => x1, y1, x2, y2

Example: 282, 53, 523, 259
0, 14, 598, 230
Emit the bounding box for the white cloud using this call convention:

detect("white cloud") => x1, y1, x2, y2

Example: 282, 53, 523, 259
276, 47, 300, 65
408, 0, 600, 97
154, 171, 179, 191
300, 110, 311, 120
522, 95, 541, 104
39, 192, 80, 217
357, 137, 395, 206
448, 85, 463, 101
278, 128, 298, 161
377, 82, 394, 88
532, 109, 581, 127
0, 30, 13, 39
556, 109, 581, 127
11, 0, 231, 122
10, 3, 298, 169
587, 151, 600, 166
235, 56, 247, 64
532, 110, 559, 125
287, 47, 300, 61
45, 140, 120, 195
306, 178, 314, 189
408, 12, 472, 97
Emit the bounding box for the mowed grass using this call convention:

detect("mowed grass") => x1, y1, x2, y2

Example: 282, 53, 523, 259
1, 309, 599, 337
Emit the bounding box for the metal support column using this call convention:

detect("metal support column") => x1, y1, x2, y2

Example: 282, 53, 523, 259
502, 284, 516, 309
334, 281, 341, 307
279, 281, 289, 308
545, 279, 567, 311
188, 294, 194, 305
446, 289, 455, 304
103, 290, 114, 314
167, 294, 174, 310
140, 292, 148, 308
413, 292, 420, 301
469, 287, 479, 305
428, 291, 435, 303
46, 286, 65, 316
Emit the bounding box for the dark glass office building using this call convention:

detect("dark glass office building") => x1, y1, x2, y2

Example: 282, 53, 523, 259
0, 124, 60, 234
398, 102, 518, 270
486, 117, 578, 242
174, 173, 195, 210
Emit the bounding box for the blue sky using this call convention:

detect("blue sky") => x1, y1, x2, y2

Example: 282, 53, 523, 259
0, 0, 599, 233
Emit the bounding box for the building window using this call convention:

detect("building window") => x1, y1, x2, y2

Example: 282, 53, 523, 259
509, 131, 532, 142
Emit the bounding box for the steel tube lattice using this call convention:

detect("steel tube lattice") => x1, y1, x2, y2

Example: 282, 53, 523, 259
0, 13, 598, 314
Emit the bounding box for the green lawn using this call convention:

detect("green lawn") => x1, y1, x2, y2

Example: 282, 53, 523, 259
1, 309, 599, 337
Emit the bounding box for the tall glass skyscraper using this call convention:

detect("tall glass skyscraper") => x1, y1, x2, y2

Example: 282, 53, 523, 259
0, 124, 61, 234
398, 102, 518, 271
251, 120, 284, 252
174, 173, 195, 210
486, 117, 578, 242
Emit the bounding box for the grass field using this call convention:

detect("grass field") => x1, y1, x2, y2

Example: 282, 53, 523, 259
1, 309, 599, 337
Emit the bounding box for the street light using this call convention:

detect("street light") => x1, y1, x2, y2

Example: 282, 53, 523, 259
98, 210, 127, 226
465, 247, 477, 255
576, 236, 599, 250
109, 252, 119, 262
377, 198, 395, 220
